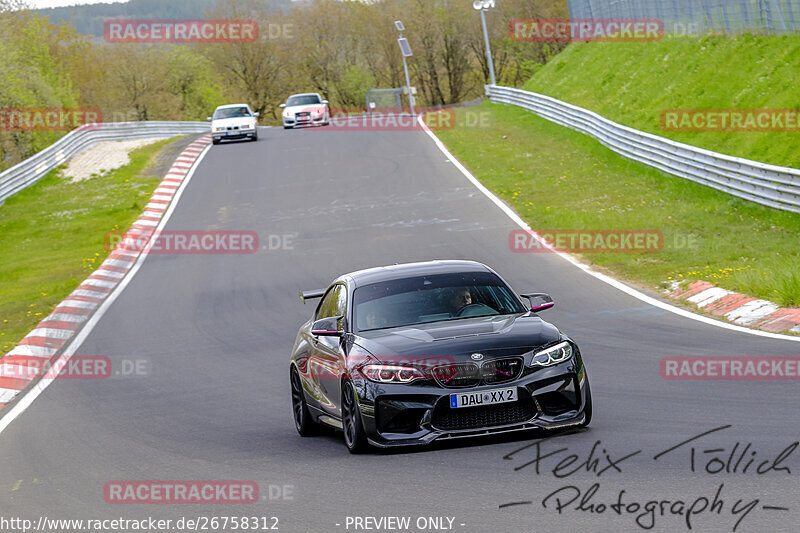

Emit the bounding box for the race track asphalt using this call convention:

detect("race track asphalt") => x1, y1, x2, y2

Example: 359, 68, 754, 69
1, 125, 798, 533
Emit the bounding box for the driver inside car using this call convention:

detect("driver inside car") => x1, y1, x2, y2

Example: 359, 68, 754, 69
447, 287, 473, 315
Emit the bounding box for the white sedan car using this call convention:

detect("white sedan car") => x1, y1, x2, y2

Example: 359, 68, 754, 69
208, 104, 259, 144
280, 93, 330, 129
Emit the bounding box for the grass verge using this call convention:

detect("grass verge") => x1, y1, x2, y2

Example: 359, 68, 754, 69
435, 103, 800, 309
0, 138, 178, 355
522, 35, 800, 168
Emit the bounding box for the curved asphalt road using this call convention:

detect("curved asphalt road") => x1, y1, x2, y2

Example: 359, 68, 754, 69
0, 125, 798, 533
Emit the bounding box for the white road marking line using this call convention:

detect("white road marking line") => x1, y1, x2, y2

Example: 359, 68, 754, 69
81, 278, 118, 289
418, 116, 800, 343
0, 389, 21, 402
92, 270, 125, 279
58, 299, 99, 310
0, 142, 212, 435
688, 287, 733, 308
103, 259, 133, 269
725, 300, 781, 325
26, 328, 75, 340
5, 346, 56, 357
110, 248, 141, 257
44, 313, 87, 323
131, 219, 159, 227
0, 365, 37, 379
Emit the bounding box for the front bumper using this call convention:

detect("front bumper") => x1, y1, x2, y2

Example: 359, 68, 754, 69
212, 127, 257, 141
353, 357, 590, 448
283, 115, 327, 127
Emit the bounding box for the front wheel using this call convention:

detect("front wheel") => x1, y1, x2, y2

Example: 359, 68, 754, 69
290, 367, 319, 437
212, 138, 220, 145
342, 380, 368, 453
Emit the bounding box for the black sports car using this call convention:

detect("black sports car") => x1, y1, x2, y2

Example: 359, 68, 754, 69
289, 260, 592, 453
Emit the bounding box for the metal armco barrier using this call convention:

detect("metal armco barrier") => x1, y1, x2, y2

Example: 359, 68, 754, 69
0, 121, 209, 204
486, 85, 800, 214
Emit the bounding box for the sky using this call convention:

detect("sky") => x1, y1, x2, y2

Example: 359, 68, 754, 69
25, 0, 126, 8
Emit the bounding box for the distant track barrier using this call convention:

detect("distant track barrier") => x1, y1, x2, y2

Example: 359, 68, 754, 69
0, 121, 209, 204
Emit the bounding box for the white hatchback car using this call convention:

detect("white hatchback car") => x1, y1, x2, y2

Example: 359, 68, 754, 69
208, 104, 259, 144
280, 93, 330, 129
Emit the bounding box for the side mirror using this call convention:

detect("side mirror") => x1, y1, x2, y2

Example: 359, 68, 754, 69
311, 316, 344, 336
322, 100, 329, 104
279, 104, 286, 108
254, 112, 260, 117
521, 293, 554, 312
206, 117, 212, 121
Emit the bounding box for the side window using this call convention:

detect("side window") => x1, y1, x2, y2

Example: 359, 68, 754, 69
315, 284, 345, 320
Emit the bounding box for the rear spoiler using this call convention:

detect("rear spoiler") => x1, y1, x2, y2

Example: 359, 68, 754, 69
299, 289, 325, 304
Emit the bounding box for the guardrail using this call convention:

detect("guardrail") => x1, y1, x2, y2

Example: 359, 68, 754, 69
0, 121, 209, 204
486, 85, 800, 214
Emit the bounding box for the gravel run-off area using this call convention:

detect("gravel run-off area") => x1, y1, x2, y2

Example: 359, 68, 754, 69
63, 138, 169, 182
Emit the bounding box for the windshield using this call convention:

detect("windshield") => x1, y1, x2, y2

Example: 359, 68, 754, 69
353, 272, 526, 332
286, 94, 321, 106
213, 107, 251, 119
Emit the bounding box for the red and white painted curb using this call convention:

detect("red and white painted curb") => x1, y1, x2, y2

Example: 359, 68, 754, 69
670, 280, 800, 334
0, 135, 212, 411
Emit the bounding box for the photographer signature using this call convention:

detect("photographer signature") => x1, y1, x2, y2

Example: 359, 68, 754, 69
499, 425, 796, 531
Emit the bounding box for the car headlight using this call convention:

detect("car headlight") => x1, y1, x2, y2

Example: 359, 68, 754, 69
361, 364, 424, 383
282, 111, 290, 118
213, 127, 224, 132
529, 341, 573, 367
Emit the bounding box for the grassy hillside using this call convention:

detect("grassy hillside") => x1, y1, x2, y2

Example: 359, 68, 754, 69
522, 34, 800, 169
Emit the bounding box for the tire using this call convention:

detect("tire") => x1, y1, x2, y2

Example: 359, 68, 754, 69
341, 380, 369, 454
252, 132, 258, 141
580, 379, 593, 428
290, 366, 319, 437
212, 138, 220, 145
283, 125, 291, 130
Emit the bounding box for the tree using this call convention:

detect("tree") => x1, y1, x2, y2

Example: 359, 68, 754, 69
200, 0, 290, 118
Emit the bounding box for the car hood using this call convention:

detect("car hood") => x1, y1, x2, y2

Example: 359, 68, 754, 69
284, 104, 327, 115
212, 117, 255, 128
353, 314, 561, 362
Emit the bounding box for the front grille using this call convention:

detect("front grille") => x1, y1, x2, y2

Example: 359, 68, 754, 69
432, 363, 480, 388
433, 357, 524, 388
481, 357, 524, 385
431, 398, 536, 431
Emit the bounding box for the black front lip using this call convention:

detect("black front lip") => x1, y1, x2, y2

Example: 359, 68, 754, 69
354, 358, 588, 447
367, 414, 587, 448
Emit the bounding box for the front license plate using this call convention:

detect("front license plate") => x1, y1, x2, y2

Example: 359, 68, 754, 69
450, 387, 517, 409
